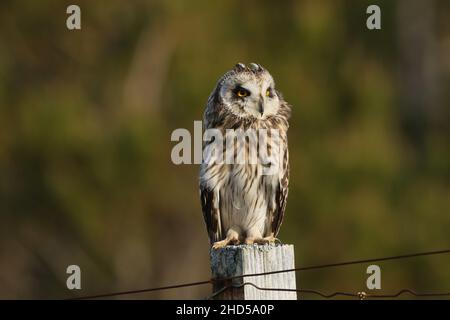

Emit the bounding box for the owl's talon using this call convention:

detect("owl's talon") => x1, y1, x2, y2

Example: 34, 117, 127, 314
253, 236, 280, 245
211, 232, 240, 249
273, 237, 283, 245
212, 240, 229, 249
263, 235, 281, 244
230, 238, 240, 245
245, 237, 255, 245
244, 236, 278, 245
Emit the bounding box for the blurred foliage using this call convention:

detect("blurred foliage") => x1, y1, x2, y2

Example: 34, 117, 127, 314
0, 0, 449, 299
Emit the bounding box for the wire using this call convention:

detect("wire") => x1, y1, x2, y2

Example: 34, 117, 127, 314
207, 282, 450, 300
366, 289, 450, 299
204, 286, 232, 300
68, 279, 212, 300
69, 247, 450, 300
220, 248, 450, 283
205, 283, 358, 300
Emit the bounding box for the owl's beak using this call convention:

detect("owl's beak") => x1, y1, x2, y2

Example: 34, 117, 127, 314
258, 97, 264, 115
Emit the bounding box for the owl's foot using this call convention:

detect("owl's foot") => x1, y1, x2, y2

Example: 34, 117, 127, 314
263, 235, 282, 244
212, 238, 240, 249
245, 235, 281, 245
211, 229, 241, 249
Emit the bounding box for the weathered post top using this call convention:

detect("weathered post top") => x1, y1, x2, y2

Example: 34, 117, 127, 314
210, 244, 297, 300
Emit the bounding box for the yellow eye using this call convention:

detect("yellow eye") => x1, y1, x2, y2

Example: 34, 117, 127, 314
237, 89, 248, 97
266, 89, 270, 97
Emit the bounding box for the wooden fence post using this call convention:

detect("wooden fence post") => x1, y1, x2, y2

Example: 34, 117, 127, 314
210, 244, 297, 300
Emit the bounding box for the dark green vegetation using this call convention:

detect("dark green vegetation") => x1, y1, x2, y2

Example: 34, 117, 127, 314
0, 0, 449, 299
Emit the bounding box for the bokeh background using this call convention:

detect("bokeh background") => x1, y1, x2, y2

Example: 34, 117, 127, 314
0, 0, 449, 299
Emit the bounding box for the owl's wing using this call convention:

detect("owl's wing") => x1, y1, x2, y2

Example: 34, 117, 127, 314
272, 155, 289, 237
200, 186, 222, 244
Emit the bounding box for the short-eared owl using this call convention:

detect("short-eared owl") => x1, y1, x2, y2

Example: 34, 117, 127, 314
200, 63, 291, 249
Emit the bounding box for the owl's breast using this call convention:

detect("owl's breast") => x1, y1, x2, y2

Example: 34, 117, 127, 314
219, 163, 278, 234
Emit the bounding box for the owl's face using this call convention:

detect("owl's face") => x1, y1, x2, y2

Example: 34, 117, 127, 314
217, 63, 281, 119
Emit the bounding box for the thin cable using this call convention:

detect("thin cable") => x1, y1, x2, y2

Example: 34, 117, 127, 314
70, 247, 450, 300
367, 289, 450, 299
208, 282, 450, 300
205, 286, 232, 300
220, 248, 450, 283
68, 279, 212, 300
207, 282, 358, 299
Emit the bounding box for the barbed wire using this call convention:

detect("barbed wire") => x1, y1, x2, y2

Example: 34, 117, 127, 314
206, 282, 450, 300
219, 248, 450, 283
69, 247, 450, 300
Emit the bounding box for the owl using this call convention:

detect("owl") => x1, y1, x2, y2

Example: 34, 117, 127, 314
199, 63, 291, 249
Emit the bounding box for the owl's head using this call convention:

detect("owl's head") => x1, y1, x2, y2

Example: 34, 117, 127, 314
214, 63, 281, 119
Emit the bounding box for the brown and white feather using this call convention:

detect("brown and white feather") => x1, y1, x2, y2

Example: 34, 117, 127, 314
199, 63, 291, 246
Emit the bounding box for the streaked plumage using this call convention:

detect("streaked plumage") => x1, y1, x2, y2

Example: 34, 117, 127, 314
200, 63, 291, 248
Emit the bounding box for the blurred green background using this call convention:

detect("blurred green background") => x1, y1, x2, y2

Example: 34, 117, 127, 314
0, 0, 449, 299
